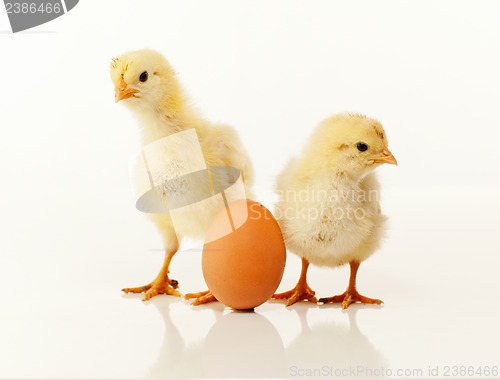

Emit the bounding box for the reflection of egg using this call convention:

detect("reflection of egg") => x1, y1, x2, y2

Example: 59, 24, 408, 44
202, 199, 286, 310
203, 311, 287, 377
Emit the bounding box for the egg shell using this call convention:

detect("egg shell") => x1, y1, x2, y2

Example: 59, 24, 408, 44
202, 199, 286, 310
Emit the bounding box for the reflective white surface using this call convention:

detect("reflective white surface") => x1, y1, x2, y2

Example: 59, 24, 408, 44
0, 186, 499, 378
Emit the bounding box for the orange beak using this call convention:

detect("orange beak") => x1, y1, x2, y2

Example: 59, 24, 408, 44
372, 147, 398, 165
115, 78, 139, 103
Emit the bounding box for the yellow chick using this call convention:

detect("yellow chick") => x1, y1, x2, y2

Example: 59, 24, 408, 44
110, 49, 254, 303
272, 113, 397, 309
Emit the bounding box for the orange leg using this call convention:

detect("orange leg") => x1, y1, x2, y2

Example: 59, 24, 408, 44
319, 261, 383, 309
122, 244, 182, 301
271, 258, 317, 306
185, 290, 217, 306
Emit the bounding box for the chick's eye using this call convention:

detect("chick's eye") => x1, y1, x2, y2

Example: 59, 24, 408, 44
357, 142, 368, 152
139, 71, 148, 82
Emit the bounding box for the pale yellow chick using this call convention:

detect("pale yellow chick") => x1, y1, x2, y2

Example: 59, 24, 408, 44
272, 113, 397, 308
110, 49, 254, 303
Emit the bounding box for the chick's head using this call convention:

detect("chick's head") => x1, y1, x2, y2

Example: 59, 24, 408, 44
304, 113, 397, 177
110, 49, 184, 114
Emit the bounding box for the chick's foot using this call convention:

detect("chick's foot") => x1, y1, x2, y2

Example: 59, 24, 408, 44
184, 290, 217, 306
271, 258, 317, 306
122, 277, 181, 301
319, 289, 382, 309
271, 282, 317, 306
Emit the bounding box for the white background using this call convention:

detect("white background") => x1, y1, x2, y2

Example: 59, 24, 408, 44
1, 0, 499, 378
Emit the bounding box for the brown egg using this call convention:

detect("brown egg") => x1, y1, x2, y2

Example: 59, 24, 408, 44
202, 199, 286, 310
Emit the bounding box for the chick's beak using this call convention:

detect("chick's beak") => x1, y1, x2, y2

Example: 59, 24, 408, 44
115, 78, 139, 103
372, 147, 398, 165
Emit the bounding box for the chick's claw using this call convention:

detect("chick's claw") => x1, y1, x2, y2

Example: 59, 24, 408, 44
122, 278, 181, 301
319, 290, 383, 309
272, 283, 317, 306
142, 284, 182, 301
184, 290, 210, 299
185, 290, 217, 306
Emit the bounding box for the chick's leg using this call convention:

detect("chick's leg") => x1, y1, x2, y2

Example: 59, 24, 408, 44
184, 290, 217, 306
319, 261, 383, 309
271, 258, 317, 306
122, 242, 181, 301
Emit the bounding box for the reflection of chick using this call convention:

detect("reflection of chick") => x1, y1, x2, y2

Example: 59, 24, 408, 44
148, 299, 188, 379
272, 114, 396, 308
287, 306, 387, 371
110, 49, 254, 302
